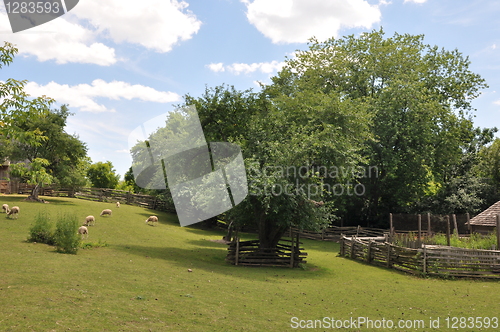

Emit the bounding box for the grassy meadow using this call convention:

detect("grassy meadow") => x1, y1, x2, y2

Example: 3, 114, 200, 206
1, 195, 500, 331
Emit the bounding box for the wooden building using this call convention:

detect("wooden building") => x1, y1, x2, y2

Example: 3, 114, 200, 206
0, 159, 11, 194
466, 201, 500, 234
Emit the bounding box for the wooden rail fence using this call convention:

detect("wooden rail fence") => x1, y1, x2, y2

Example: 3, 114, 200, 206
293, 226, 386, 241
226, 233, 307, 268
340, 236, 500, 279
16, 184, 176, 213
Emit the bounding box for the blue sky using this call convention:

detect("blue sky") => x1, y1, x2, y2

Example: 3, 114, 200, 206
1, 0, 499, 179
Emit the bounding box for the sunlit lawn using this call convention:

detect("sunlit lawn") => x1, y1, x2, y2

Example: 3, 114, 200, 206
1, 195, 500, 331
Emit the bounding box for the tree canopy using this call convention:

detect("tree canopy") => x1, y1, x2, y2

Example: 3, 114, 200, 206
270, 29, 492, 225
1, 42, 90, 201
87, 161, 120, 189
1, 42, 54, 150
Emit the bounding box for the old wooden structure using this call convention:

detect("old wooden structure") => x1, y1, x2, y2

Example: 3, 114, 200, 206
226, 231, 307, 268
466, 201, 500, 234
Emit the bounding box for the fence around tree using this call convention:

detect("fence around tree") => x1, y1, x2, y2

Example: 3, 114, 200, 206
340, 235, 500, 279
226, 231, 307, 268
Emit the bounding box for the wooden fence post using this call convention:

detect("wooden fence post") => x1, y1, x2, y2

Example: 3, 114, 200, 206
290, 231, 295, 268
350, 239, 356, 259
446, 215, 451, 246
386, 242, 392, 267
453, 214, 458, 236
496, 215, 500, 251
427, 213, 431, 236
422, 246, 427, 275
340, 235, 345, 256
235, 237, 240, 266
418, 214, 422, 247
367, 241, 373, 263
389, 213, 393, 242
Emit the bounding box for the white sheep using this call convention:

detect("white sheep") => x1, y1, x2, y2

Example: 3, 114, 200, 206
2, 204, 8, 213
7, 206, 19, 219
145, 215, 158, 226
116, 202, 120, 208
78, 226, 88, 239
84, 215, 95, 226
100, 209, 112, 217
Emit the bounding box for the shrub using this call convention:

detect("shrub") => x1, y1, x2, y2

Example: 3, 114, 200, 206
28, 211, 55, 245
54, 213, 81, 254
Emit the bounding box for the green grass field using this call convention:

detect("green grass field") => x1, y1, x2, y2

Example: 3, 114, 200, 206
1, 195, 500, 331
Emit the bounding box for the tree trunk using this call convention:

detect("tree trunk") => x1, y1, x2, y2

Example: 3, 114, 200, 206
257, 209, 288, 251
26, 184, 46, 202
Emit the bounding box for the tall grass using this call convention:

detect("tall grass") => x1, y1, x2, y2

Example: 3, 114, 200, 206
432, 232, 497, 249
54, 213, 81, 254
27, 211, 55, 245
393, 231, 498, 250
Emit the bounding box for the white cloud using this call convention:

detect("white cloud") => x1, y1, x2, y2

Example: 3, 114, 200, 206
0, 12, 117, 65
24, 80, 181, 113
494, 100, 500, 105
404, 0, 427, 3
207, 60, 285, 75
242, 0, 381, 44
207, 63, 225, 72
73, 0, 202, 53
0, 0, 201, 65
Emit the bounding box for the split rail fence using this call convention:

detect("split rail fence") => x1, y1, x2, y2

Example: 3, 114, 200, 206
16, 184, 176, 213
292, 226, 386, 241
226, 233, 307, 268
340, 236, 500, 279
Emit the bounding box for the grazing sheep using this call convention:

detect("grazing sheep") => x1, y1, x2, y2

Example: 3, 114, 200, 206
145, 215, 158, 226
100, 209, 112, 217
78, 226, 88, 239
84, 215, 95, 226
2, 204, 8, 213
7, 206, 19, 219
116, 202, 120, 208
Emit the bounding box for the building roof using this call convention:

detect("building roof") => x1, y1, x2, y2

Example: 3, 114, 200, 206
467, 201, 500, 227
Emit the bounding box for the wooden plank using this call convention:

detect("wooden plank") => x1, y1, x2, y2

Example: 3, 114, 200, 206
497, 214, 500, 250
446, 215, 451, 246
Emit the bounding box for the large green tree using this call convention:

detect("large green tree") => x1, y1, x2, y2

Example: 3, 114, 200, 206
1, 42, 53, 152
270, 29, 490, 225
87, 161, 120, 189
132, 82, 371, 249
1, 42, 90, 201
9, 105, 89, 191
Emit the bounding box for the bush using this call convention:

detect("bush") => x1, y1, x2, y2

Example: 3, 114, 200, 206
28, 211, 55, 245
54, 213, 81, 254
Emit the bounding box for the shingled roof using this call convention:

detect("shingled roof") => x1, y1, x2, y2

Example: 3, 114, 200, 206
467, 201, 500, 227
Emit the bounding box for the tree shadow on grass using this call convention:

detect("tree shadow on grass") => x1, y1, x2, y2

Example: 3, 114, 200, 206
115, 243, 331, 281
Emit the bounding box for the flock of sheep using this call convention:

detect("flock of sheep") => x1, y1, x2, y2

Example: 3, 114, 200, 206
78, 205, 159, 239
3, 201, 159, 240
